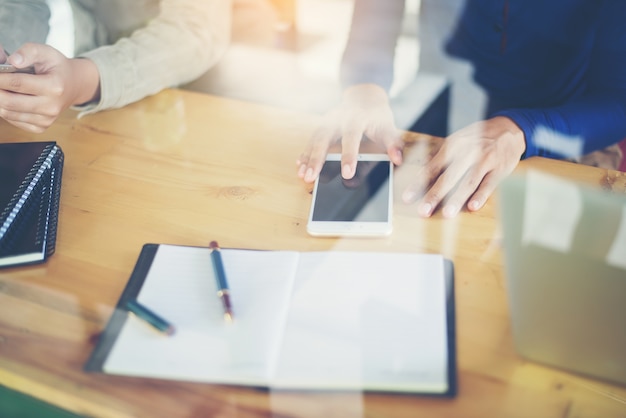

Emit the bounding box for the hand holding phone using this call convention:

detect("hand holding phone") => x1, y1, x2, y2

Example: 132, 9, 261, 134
307, 154, 393, 237
1, 48, 35, 74
0, 43, 101, 133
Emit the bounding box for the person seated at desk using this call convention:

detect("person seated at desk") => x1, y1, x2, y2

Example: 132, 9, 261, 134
296, 0, 626, 218
0, 0, 231, 133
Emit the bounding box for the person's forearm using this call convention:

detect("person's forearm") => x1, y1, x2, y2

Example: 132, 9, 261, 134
340, 0, 405, 91
76, 0, 231, 114
496, 95, 626, 160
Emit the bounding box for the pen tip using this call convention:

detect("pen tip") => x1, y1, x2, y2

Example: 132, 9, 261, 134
209, 240, 219, 250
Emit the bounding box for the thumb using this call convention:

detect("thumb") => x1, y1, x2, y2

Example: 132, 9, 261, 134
7, 51, 25, 67
8, 43, 55, 72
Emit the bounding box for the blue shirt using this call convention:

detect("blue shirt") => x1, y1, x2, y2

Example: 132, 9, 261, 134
342, 0, 626, 159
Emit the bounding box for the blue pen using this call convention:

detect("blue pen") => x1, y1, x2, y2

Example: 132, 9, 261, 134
209, 240, 234, 322
126, 299, 175, 336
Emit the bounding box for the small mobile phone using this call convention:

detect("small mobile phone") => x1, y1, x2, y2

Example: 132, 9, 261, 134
307, 153, 393, 237
0, 63, 35, 74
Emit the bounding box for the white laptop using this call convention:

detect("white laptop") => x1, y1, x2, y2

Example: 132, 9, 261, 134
498, 169, 626, 386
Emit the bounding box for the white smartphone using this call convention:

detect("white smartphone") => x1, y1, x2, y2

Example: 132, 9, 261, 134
0, 64, 34, 74
307, 153, 393, 237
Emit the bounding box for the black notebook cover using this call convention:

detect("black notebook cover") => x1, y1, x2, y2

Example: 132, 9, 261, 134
85, 244, 457, 397
0, 141, 64, 268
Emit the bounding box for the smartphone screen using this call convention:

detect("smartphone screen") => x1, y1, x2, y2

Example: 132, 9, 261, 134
307, 154, 393, 236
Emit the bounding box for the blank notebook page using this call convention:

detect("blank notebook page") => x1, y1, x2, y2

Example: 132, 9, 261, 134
103, 246, 449, 392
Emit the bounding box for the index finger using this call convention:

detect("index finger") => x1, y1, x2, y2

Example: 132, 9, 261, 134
340, 127, 365, 179
0, 70, 40, 94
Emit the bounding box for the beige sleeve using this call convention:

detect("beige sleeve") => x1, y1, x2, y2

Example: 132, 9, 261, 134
75, 0, 231, 115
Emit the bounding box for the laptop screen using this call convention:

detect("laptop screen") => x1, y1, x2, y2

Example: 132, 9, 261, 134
498, 169, 626, 385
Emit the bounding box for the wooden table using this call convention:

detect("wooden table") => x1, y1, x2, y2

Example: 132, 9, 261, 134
0, 89, 624, 418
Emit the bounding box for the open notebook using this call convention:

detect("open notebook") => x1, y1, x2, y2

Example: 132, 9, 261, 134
86, 244, 456, 396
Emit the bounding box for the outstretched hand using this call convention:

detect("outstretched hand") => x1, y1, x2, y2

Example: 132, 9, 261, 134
0, 43, 100, 133
402, 116, 526, 217
297, 83, 404, 183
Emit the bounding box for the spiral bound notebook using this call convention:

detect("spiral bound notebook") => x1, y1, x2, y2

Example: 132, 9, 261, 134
0, 141, 64, 268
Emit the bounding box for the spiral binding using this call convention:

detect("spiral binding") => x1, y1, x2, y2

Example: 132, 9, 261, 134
42, 152, 64, 257
0, 144, 64, 260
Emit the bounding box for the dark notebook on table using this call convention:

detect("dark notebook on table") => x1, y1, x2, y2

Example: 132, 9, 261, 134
0, 141, 64, 268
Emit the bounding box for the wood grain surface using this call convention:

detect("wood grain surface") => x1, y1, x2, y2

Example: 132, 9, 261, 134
0, 89, 624, 418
